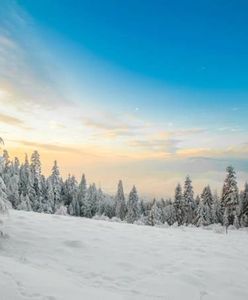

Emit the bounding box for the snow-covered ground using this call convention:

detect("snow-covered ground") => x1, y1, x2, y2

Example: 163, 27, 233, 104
1, 210, 248, 300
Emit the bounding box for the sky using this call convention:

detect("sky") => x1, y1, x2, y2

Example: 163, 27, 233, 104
0, 0, 248, 198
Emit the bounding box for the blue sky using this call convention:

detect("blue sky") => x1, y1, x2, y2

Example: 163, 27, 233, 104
18, 0, 248, 89
16, 0, 248, 126
0, 0, 248, 197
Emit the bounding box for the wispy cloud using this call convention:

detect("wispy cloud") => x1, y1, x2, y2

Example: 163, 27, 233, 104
0, 112, 24, 126
15, 140, 84, 154
83, 113, 145, 138
129, 138, 180, 154
0, 1, 69, 111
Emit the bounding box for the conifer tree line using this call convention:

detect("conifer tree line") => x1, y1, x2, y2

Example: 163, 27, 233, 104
1, 149, 248, 228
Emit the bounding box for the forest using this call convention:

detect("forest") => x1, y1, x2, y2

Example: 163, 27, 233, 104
1, 149, 248, 228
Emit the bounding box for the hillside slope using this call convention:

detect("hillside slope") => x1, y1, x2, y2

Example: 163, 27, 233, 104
1, 210, 248, 300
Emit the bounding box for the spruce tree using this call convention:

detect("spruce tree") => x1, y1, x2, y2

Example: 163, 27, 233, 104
240, 183, 248, 227
84, 183, 98, 218
49, 160, 62, 212
30, 151, 42, 211
195, 186, 213, 226
147, 199, 164, 226
173, 183, 184, 225
0, 150, 8, 231
147, 199, 156, 226
0, 175, 8, 215
183, 176, 195, 225
115, 180, 127, 220
19, 154, 34, 209
221, 166, 240, 227
42, 180, 54, 214
212, 192, 222, 224
164, 203, 176, 225
78, 174, 87, 216
126, 186, 139, 223
62, 174, 79, 215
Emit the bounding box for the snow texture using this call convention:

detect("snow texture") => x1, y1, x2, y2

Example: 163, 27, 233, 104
1, 209, 248, 300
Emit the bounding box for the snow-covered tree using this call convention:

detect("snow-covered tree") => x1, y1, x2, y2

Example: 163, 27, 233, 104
61, 174, 79, 216
173, 183, 184, 225
2, 150, 11, 184
126, 186, 139, 223
83, 183, 98, 218
183, 176, 195, 225
195, 185, 213, 226
78, 174, 87, 216
19, 154, 34, 206
221, 166, 240, 227
98, 191, 115, 218
147, 199, 156, 226
212, 192, 222, 224
164, 203, 176, 225
41, 179, 54, 214
4, 156, 20, 209
147, 199, 164, 226
115, 180, 127, 220
0, 175, 8, 215
240, 183, 248, 227
48, 160, 62, 211
0, 147, 8, 229
30, 151, 42, 211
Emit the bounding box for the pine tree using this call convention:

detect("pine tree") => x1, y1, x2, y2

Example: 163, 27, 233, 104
240, 183, 248, 227
3, 155, 20, 209
63, 175, 79, 216
183, 176, 195, 225
195, 186, 213, 226
164, 203, 176, 225
49, 160, 62, 212
84, 183, 98, 218
78, 174, 87, 216
221, 166, 240, 227
19, 154, 34, 209
173, 183, 184, 225
99, 192, 115, 218
0, 175, 8, 215
30, 151, 42, 211
115, 180, 127, 220
147, 199, 156, 226
212, 192, 222, 224
42, 179, 54, 214
147, 199, 164, 226
126, 186, 139, 223
0, 150, 8, 231
2, 150, 11, 185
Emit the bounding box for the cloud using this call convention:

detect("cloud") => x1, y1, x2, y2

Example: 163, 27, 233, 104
0, 2, 70, 111
129, 138, 180, 154
16, 140, 83, 154
158, 128, 206, 138
83, 114, 144, 138
0, 112, 24, 126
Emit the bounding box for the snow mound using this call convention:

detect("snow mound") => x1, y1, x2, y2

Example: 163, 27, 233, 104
1, 210, 248, 300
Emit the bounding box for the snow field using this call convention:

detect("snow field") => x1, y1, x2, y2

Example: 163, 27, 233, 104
1, 210, 248, 300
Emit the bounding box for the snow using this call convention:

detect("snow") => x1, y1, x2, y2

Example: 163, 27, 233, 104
1, 210, 248, 300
